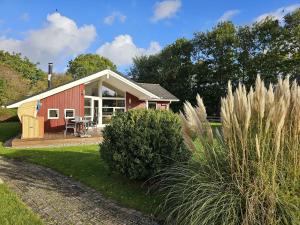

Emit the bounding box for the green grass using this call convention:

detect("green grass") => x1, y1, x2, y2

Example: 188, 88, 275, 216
0, 184, 43, 225
0, 122, 160, 215
0, 121, 20, 144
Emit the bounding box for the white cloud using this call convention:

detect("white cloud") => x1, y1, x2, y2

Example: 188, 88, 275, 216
218, 9, 240, 22
96, 34, 161, 66
255, 4, 300, 22
20, 13, 30, 22
103, 11, 126, 25
151, 0, 181, 22
0, 12, 96, 70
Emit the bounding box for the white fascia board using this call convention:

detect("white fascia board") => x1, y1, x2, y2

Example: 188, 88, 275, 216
141, 98, 180, 102
7, 69, 159, 108
7, 70, 109, 108
107, 70, 159, 99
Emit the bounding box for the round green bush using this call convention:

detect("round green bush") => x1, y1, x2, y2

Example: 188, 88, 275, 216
100, 109, 190, 180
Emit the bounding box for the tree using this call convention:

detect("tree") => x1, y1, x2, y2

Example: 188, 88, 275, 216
0, 64, 31, 105
0, 78, 6, 105
130, 38, 194, 112
0, 51, 45, 83
192, 22, 239, 115
51, 73, 73, 87
282, 9, 300, 78
67, 54, 117, 79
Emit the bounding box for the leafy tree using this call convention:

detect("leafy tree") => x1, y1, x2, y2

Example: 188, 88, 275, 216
193, 22, 239, 114
130, 38, 194, 112
0, 64, 31, 105
130, 9, 300, 115
0, 51, 45, 83
282, 9, 300, 78
67, 54, 117, 79
52, 73, 73, 87
0, 78, 6, 105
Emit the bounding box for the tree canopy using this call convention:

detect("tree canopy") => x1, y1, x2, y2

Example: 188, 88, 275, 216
67, 54, 117, 79
129, 9, 300, 115
0, 51, 45, 83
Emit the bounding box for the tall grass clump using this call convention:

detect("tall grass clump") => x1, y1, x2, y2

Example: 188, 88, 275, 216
158, 76, 300, 225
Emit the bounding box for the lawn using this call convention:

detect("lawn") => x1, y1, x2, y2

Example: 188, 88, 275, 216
0, 184, 43, 225
0, 122, 160, 215
0, 121, 20, 144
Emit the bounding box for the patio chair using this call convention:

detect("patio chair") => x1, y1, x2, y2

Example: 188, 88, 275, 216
64, 119, 76, 136
84, 117, 98, 134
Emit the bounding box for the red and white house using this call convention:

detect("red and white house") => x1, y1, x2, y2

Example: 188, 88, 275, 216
7, 69, 179, 132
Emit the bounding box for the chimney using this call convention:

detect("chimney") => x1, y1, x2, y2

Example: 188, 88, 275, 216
48, 63, 53, 89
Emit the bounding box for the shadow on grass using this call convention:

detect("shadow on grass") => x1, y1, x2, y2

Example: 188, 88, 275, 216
0, 147, 160, 215
0, 122, 20, 143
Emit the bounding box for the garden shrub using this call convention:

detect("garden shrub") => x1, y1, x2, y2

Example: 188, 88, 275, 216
100, 109, 190, 180
159, 76, 300, 225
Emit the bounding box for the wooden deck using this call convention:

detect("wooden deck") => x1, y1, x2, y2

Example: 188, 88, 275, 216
10, 132, 103, 148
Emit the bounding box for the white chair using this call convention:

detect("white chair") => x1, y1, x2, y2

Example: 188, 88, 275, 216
64, 119, 76, 136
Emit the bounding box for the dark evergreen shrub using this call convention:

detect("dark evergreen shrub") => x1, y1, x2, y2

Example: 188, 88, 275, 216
100, 109, 190, 180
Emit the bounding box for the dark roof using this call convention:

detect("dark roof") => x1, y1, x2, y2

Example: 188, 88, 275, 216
136, 83, 178, 100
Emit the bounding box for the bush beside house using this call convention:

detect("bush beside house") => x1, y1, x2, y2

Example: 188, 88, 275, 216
100, 109, 190, 180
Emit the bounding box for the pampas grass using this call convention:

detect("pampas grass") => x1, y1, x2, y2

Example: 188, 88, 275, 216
158, 76, 300, 225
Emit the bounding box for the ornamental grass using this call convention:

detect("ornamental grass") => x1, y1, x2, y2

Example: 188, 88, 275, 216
158, 76, 300, 225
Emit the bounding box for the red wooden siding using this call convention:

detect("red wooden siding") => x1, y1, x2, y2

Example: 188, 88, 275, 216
37, 84, 84, 132
156, 101, 170, 110
126, 92, 146, 110
125, 92, 170, 111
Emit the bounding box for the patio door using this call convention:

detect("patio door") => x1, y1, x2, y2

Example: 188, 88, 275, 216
84, 97, 100, 126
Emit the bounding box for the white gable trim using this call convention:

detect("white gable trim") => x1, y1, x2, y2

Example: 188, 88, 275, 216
7, 69, 160, 108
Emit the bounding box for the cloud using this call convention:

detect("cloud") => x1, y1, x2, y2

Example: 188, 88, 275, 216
0, 12, 96, 70
218, 9, 240, 22
20, 13, 30, 22
151, 0, 181, 22
255, 4, 300, 22
103, 11, 126, 25
96, 34, 161, 66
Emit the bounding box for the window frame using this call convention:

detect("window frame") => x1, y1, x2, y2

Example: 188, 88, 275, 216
48, 108, 59, 120
64, 109, 75, 119
148, 101, 157, 110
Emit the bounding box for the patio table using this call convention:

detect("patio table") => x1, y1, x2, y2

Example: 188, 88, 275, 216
71, 118, 90, 136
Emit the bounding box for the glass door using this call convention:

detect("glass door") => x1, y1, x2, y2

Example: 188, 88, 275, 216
84, 97, 100, 126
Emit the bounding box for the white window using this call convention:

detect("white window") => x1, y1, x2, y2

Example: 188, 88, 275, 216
148, 101, 157, 109
64, 109, 75, 119
48, 109, 59, 119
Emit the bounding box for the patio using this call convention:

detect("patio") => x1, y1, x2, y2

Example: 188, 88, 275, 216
9, 130, 103, 148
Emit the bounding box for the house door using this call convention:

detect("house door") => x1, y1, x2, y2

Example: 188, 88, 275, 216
84, 97, 100, 125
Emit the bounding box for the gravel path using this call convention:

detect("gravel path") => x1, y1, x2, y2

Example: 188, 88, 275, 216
0, 157, 158, 225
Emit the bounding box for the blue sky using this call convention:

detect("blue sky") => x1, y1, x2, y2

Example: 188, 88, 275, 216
0, 0, 299, 73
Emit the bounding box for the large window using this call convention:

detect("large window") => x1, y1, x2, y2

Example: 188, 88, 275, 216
84, 98, 92, 118
48, 109, 59, 119
102, 98, 125, 124
103, 99, 125, 107
102, 85, 124, 97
